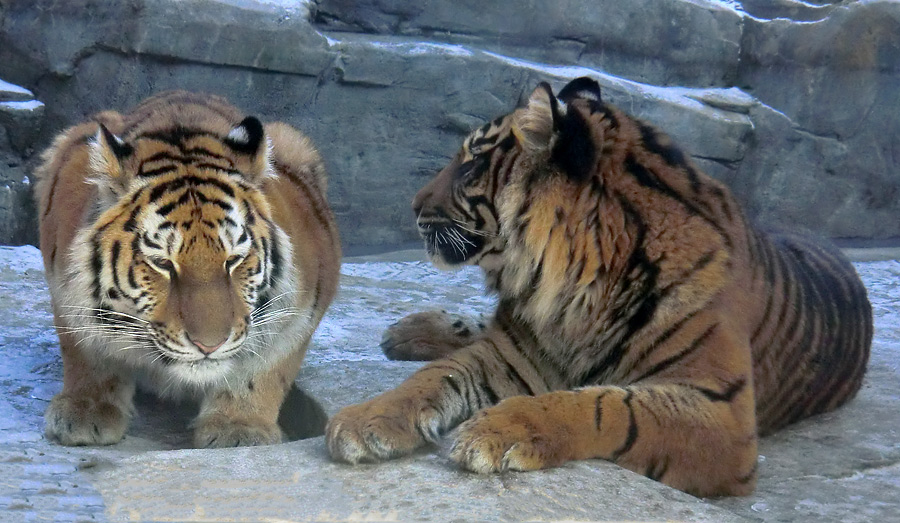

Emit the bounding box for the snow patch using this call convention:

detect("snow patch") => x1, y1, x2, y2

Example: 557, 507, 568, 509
0, 100, 45, 111
481, 51, 753, 115
0, 245, 43, 273
368, 41, 473, 57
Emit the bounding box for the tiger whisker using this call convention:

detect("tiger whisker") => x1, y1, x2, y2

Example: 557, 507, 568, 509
251, 291, 301, 317
251, 312, 300, 326
452, 219, 496, 238
59, 306, 150, 324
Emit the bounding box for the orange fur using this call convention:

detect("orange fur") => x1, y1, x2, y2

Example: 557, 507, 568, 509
35, 91, 340, 447
328, 78, 871, 496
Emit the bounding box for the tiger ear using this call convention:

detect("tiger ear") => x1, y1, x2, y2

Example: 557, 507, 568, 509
89, 123, 134, 195
557, 76, 602, 104
512, 82, 561, 154
225, 116, 273, 179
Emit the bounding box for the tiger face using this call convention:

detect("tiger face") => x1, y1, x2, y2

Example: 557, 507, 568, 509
64, 117, 296, 388
412, 117, 516, 269
38, 91, 340, 447
413, 79, 606, 273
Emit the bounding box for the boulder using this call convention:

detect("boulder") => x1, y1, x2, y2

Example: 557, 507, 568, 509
0, 81, 41, 245
0, 0, 896, 248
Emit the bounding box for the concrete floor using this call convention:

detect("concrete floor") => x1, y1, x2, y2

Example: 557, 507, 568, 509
1, 245, 898, 522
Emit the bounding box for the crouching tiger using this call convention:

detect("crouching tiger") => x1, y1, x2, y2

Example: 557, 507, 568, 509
35, 91, 340, 447
326, 77, 872, 496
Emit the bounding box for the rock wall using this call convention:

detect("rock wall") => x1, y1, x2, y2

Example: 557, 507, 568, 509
0, 0, 897, 248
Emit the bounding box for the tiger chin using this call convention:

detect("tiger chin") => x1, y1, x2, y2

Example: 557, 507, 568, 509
326, 78, 872, 497
35, 91, 341, 448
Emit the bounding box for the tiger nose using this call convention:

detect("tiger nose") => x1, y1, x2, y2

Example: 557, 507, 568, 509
412, 186, 431, 217
190, 336, 225, 355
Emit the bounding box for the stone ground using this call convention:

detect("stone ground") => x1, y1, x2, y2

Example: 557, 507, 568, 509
0, 245, 898, 522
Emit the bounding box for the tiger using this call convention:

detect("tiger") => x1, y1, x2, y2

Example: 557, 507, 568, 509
325, 77, 872, 496
34, 91, 341, 448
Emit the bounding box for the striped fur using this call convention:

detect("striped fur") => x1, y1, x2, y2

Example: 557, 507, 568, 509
35, 91, 340, 447
326, 78, 872, 496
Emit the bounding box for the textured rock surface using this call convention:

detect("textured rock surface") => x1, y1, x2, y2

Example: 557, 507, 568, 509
0, 81, 41, 246
1, 245, 898, 522
0, 0, 897, 248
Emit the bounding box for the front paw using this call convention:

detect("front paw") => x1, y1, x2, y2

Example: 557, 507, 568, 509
193, 413, 283, 448
44, 394, 130, 446
450, 396, 571, 473
326, 397, 442, 464
381, 310, 483, 361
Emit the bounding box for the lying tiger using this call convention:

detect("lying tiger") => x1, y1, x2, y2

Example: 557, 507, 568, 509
35, 91, 341, 447
326, 77, 872, 496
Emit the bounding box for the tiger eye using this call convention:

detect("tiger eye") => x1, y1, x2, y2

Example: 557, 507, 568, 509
149, 256, 176, 276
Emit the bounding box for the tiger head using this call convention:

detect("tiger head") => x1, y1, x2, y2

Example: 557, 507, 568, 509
65, 111, 298, 388
412, 77, 605, 271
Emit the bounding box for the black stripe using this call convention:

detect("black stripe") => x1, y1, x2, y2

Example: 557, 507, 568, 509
141, 151, 189, 165
611, 390, 638, 460
90, 237, 103, 302
193, 163, 241, 176
127, 264, 138, 289
142, 233, 163, 250
737, 462, 758, 484
183, 147, 229, 161
638, 122, 697, 191
442, 375, 462, 397
156, 201, 177, 216
139, 165, 178, 177
110, 241, 122, 291
193, 191, 233, 212
149, 175, 237, 202
625, 154, 731, 248
485, 339, 535, 396
630, 310, 700, 371
635, 323, 717, 382
645, 456, 670, 482
691, 377, 746, 402
122, 206, 141, 232
469, 354, 497, 409
594, 390, 608, 430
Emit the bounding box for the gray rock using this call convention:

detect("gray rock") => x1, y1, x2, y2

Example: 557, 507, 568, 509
0, 81, 42, 245
314, 0, 744, 87
0, 0, 897, 249
0, 78, 33, 102
0, 245, 898, 521
0, 99, 44, 154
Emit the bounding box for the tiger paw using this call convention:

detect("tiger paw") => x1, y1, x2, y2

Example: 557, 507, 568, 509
44, 394, 131, 446
449, 396, 571, 473
193, 413, 283, 448
326, 397, 441, 464
381, 310, 484, 361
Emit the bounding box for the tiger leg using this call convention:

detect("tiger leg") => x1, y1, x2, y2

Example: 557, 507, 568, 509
450, 380, 758, 497
45, 331, 135, 446
381, 310, 486, 361
327, 326, 552, 463
193, 347, 306, 448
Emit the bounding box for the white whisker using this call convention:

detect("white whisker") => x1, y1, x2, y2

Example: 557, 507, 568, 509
452, 218, 496, 238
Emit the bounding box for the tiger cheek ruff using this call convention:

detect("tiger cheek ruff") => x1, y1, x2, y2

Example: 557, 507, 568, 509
35, 91, 340, 449
326, 77, 872, 497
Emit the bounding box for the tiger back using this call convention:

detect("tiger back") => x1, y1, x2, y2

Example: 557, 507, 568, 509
325, 77, 871, 496
35, 91, 340, 448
